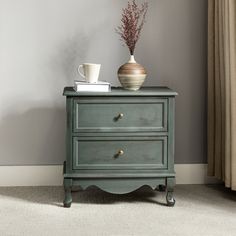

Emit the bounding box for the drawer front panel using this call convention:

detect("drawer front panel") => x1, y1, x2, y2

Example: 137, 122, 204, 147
73, 98, 168, 132
72, 137, 168, 170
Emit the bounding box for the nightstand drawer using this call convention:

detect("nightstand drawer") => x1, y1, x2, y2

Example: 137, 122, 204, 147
73, 98, 168, 132
72, 136, 167, 170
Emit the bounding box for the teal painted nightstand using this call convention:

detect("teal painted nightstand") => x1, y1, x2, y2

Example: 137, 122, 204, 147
63, 87, 177, 207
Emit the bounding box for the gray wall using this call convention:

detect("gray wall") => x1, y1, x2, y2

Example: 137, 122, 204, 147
0, 0, 207, 165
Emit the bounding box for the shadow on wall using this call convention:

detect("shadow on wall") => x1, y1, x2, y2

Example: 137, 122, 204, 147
52, 30, 90, 84
0, 107, 66, 165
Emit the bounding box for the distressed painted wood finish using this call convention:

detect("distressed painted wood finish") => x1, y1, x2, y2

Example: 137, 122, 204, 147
63, 87, 177, 207
73, 98, 168, 132
72, 136, 168, 170
63, 86, 177, 97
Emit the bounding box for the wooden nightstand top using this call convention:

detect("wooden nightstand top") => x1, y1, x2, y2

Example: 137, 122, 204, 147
63, 86, 178, 97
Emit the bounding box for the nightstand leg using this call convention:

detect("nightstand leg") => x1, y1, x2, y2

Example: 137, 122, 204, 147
166, 178, 175, 207
63, 178, 72, 208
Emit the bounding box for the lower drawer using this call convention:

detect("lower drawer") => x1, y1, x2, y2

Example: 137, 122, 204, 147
72, 136, 168, 170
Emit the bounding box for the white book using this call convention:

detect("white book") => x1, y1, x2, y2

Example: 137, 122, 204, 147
74, 80, 111, 92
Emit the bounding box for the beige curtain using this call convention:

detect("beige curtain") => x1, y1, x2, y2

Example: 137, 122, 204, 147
208, 0, 236, 190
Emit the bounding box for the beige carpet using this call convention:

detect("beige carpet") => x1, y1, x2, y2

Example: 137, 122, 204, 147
0, 185, 235, 236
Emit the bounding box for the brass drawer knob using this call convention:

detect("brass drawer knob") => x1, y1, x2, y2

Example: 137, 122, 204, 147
116, 149, 124, 156
117, 113, 124, 119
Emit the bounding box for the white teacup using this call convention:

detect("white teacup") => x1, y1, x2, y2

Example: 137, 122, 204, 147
78, 63, 101, 83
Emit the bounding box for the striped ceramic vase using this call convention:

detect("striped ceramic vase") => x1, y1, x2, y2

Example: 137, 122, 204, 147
118, 55, 147, 91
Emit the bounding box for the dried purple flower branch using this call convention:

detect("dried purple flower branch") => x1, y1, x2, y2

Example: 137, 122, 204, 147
116, 0, 148, 55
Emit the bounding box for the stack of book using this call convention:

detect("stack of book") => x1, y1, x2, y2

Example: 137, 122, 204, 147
74, 80, 111, 92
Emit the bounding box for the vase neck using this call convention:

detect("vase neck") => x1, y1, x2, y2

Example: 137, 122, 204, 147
128, 55, 136, 63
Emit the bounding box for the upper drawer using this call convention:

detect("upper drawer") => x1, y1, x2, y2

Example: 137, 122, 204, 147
73, 98, 168, 132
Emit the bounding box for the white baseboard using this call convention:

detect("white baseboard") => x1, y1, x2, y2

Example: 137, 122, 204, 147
0, 164, 220, 187
175, 164, 220, 184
